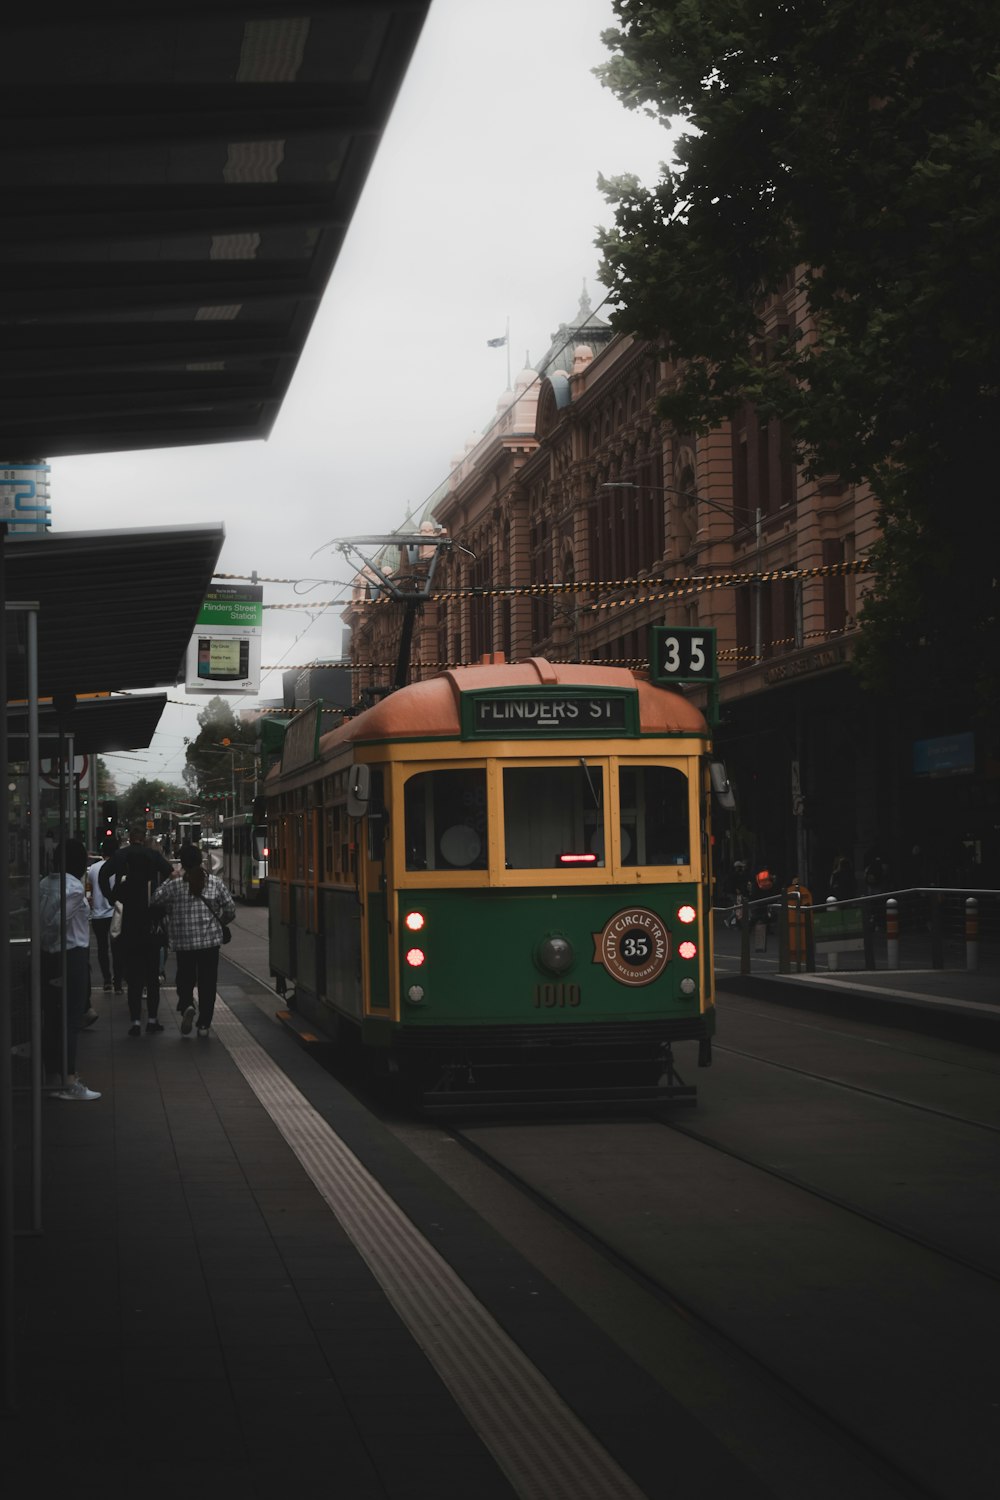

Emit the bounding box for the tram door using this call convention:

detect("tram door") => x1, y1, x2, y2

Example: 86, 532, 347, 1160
358, 769, 391, 1019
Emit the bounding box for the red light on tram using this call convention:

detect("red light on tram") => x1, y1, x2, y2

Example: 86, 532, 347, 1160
677, 904, 696, 924
405, 911, 425, 932
405, 948, 426, 968
678, 940, 697, 960
262, 846, 270, 859
558, 852, 598, 865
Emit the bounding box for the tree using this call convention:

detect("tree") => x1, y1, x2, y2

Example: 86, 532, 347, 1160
183, 696, 258, 808
595, 1, 1000, 720
119, 778, 187, 828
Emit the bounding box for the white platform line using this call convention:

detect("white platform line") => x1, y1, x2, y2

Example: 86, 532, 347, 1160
212, 1001, 648, 1500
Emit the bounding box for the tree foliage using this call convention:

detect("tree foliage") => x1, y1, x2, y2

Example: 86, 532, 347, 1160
119, 778, 188, 827
183, 696, 258, 806
595, 1, 1000, 720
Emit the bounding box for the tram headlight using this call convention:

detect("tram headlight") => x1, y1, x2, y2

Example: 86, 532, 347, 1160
679, 977, 696, 996
677, 904, 696, 924
405, 985, 426, 1005
536, 934, 574, 975
678, 940, 697, 961
405, 947, 426, 968
405, 910, 425, 932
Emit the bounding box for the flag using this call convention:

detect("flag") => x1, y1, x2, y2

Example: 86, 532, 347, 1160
486, 335, 507, 348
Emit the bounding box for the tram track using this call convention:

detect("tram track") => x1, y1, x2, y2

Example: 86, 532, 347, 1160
445, 1121, 936, 1500
659, 1112, 1000, 1286
712, 1041, 1000, 1134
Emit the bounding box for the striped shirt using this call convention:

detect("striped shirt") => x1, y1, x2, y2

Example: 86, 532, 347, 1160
150, 872, 236, 951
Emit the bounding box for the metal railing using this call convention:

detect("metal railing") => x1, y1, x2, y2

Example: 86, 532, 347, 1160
714, 886, 999, 976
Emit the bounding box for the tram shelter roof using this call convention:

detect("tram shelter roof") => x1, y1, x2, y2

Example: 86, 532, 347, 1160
0, 4, 430, 458
7, 693, 169, 762
4, 523, 225, 727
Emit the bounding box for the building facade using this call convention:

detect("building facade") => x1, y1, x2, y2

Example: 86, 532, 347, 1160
344, 292, 997, 897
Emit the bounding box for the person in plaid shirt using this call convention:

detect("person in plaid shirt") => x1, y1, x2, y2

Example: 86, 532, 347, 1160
151, 844, 236, 1037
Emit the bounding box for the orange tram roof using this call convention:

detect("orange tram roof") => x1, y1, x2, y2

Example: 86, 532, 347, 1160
317, 658, 709, 757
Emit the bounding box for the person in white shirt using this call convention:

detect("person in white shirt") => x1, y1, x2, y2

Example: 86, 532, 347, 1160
87, 854, 122, 994
39, 838, 100, 1101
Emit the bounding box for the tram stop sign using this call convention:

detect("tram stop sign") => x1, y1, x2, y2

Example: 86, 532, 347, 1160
649, 627, 717, 686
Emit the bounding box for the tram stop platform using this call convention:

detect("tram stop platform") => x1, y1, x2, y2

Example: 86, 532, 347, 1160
712, 909, 1000, 1050
7, 948, 769, 1500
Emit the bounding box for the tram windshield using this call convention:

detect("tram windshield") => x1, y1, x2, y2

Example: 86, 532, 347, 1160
404, 768, 488, 870
503, 763, 605, 869
618, 765, 689, 866
402, 760, 691, 874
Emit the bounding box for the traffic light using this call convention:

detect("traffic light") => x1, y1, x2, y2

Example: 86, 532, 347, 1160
101, 801, 117, 854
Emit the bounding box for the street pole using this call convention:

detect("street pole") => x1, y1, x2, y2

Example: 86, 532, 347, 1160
753, 508, 763, 663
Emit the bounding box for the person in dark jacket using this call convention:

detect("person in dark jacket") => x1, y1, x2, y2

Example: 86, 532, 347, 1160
99, 824, 171, 1035
828, 855, 856, 902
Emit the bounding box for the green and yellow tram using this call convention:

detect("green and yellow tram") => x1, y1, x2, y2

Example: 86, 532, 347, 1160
267, 658, 722, 1110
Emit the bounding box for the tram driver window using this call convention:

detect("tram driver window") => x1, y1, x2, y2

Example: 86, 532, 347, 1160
503, 764, 604, 869
404, 768, 488, 871
619, 765, 689, 866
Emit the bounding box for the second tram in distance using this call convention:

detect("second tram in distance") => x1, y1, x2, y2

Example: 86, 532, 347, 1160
220, 811, 269, 903
266, 657, 720, 1110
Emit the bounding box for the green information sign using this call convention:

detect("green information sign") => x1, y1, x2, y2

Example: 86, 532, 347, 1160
196, 584, 264, 629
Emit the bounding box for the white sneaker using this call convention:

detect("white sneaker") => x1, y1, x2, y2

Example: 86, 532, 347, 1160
54, 1079, 101, 1101
180, 1005, 196, 1035
196, 1026, 209, 1037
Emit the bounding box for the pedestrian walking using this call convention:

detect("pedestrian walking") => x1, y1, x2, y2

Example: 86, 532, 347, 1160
99, 823, 172, 1035
151, 844, 235, 1037
87, 850, 122, 994
39, 838, 100, 1100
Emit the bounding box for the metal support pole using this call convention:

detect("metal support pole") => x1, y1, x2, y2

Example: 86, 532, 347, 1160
777, 889, 790, 974
753, 508, 763, 663
885, 898, 899, 970
966, 897, 979, 972
929, 891, 944, 970
57, 730, 69, 1083
26, 609, 41, 1233
0, 526, 13, 1416
862, 903, 876, 970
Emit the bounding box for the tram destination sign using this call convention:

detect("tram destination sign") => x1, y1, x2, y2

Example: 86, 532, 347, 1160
463, 689, 637, 739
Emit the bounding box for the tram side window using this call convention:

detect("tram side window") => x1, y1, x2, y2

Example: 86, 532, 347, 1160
619, 765, 690, 866
503, 764, 604, 869
404, 768, 488, 870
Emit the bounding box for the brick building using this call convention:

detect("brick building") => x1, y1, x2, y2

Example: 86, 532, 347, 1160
343, 291, 996, 896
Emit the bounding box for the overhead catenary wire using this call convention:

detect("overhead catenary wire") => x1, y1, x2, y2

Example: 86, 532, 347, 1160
254, 556, 872, 609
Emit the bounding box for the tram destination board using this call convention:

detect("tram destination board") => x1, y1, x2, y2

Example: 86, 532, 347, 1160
463, 688, 638, 738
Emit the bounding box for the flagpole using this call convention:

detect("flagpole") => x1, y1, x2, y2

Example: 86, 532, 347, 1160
505, 314, 511, 390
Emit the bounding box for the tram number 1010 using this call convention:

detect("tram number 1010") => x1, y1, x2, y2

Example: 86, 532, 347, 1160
533, 987, 582, 1008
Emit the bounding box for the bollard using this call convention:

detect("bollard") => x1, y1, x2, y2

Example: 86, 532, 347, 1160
777, 890, 790, 974
930, 891, 944, 969
825, 895, 839, 970
740, 894, 751, 976
966, 896, 979, 972
886, 897, 899, 969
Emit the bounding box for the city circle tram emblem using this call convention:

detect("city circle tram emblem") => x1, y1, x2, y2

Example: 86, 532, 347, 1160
592, 907, 670, 986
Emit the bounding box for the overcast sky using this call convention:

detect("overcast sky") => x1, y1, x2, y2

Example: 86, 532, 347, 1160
52, 0, 676, 792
